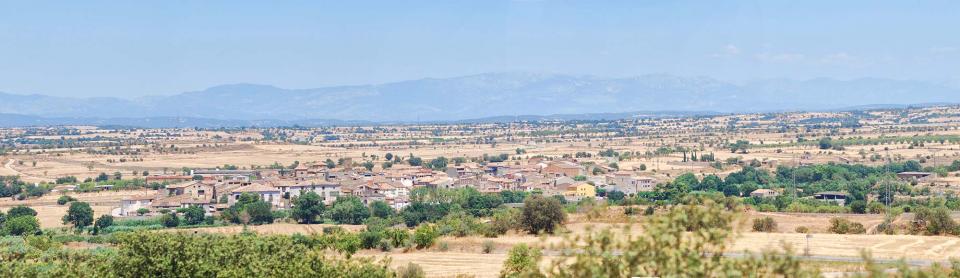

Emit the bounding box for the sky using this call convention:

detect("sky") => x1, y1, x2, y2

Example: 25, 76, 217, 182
1, 0, 959, 97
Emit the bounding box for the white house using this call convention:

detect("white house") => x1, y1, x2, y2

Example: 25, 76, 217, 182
229, 183, 283, 207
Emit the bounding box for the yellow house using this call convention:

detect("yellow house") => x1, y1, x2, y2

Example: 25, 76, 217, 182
564, 183, 596, 201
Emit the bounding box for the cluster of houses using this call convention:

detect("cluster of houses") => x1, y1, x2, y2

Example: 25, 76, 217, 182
119, 158, 660, 216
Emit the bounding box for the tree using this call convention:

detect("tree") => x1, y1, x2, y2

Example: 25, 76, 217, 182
136, 208, 150, 216
95, 172, 110, 182
428, 157, 448, 170
607, 190, 625, 202
329, 196, 370, 225
818, 137, 834, 150
849, 200, 867, 214
181, 206, 206, 225
520, 195, 566, 234
407, 156, 423, 167
244, 201, 274, 225
292, 192, 325, 224
8, 206, 37, 218
413, 224, 438, 249
362, 161, 375, 171
161, 212, 180, 228
93, 214, 114, 234
384, 153, 394, 161
324, 159, 336, 169
63, 202, 94, 230
3, 215, 40, 236
57, 195, 77, 205
370, 200, 394, 219
729, 140, 750, 154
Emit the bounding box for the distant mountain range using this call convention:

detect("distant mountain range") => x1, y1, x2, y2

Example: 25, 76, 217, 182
0, 72, 958, 127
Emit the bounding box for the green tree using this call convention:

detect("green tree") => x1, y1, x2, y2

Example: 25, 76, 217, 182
245, 201, 274, 225
181, 206, 206, 225
93, 214, 114, 234
818, 137, 834, 150
161, 212, 180, 228
62, 201, 94, 229
329, 196, 370, 225
413, 224, 438, 249
520, 195, 566, 234
370, 200, 394, 219
292, 192, 325, 224
3, 215, 40, 236
8, 206, 37, 218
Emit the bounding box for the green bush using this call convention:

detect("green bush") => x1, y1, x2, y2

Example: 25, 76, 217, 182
413, 225, 438, 249
828, 218, 865, 234
912, 206, 957, 235
57, 195, 77, 205
360, 230, 383, 249
500, 244, 542, 278
385, 228, 410, 248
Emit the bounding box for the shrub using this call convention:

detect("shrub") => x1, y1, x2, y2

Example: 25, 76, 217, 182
161, 213, 180, 228
482, 240, 495, 254
751, 217, 777, 232
849, 200, 867, 214
520, 195, 566, 234
57, 195, 77, 205
794, 226, 809, 233
386, 228, 410, 248
488, 208, 519, 236
500, 244, 542, 278
413, 225, 438, 249
136, 208, 149, 216
828, 218, 865, 234
643, 206, 656, 216
360, 230, 384, 249
912, 206, 957, 235
397, 262, 425, 278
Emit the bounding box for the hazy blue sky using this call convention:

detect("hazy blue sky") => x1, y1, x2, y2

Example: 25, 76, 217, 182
1, 0, 958, 97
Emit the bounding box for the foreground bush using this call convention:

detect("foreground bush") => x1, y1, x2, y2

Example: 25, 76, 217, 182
502, 199, 821, 277
0, 231, 394, 277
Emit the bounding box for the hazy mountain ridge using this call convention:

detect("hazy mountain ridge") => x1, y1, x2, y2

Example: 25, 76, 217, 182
1, 73, 958, 123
